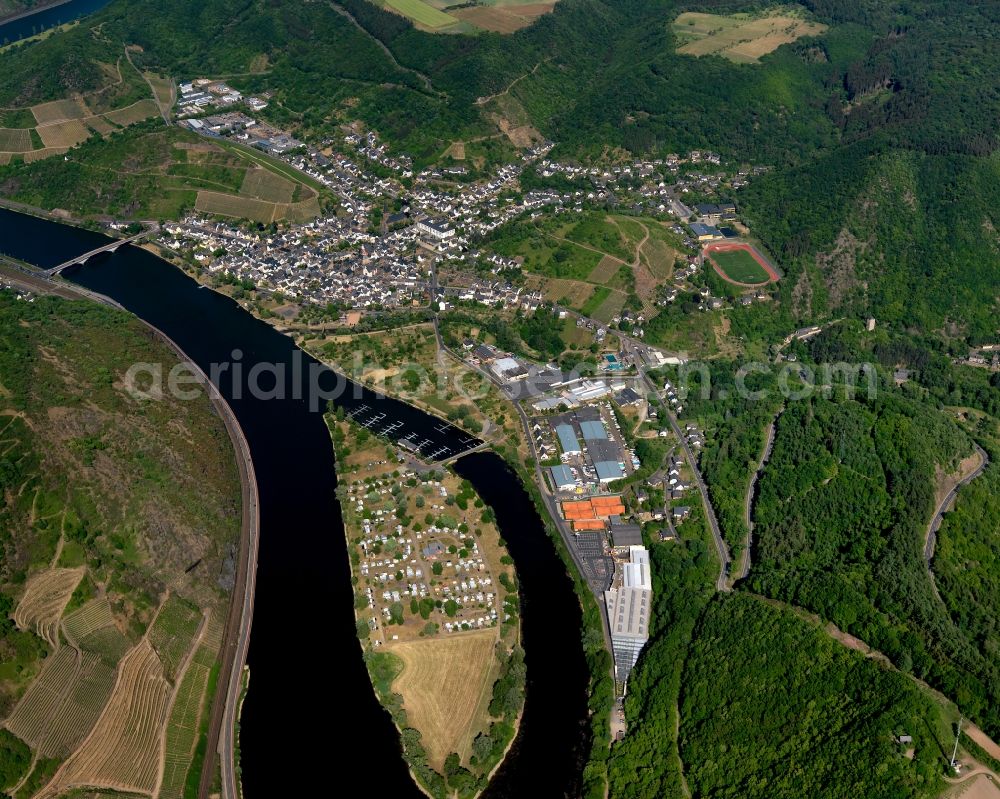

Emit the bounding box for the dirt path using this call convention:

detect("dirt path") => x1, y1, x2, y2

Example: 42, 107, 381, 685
475, 58, 549, 105
328, 2, 440, 95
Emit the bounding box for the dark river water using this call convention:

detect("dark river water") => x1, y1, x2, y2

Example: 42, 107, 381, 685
0, 0, 113, 43
0, 208, 591, 798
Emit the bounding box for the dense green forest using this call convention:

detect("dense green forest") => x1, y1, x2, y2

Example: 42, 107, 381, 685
933, 452, 1000, 704
746, 389, 1000, 738
679, 594, 947, 799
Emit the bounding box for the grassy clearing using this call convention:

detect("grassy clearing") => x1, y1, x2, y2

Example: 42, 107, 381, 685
581, 285, 612, 317
673, 9, 827, 63
390, 631, 502, 769
385, 0, 459, 29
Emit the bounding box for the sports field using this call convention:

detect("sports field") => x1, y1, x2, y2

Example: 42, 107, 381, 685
705, 242, 778, 286
385, 0, 458, 28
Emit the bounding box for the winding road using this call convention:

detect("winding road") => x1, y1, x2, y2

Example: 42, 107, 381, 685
924, 443, 989, 565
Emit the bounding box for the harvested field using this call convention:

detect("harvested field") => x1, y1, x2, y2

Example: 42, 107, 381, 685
240, 167, 296, 204
0, 128, 32, 152
674, 11, 827, 63
455, 2, 555, 33
31, 99, 89, 125
14, 567, 84, 647
195, 191, 276, 223
36, 119, 92, 149
588, 255, 623, 284
44, 640, 171, 796
63, 598, 115, 645
102, 99, 159, 127
390, 630, 500, 769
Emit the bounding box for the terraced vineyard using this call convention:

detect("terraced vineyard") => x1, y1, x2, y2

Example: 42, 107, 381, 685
147, 595, 203, 682
159, 615, 224, 799
62, 599, 116, 646
5, 647, 118, 760
14, 568, 84, 647
44, 640, 172, 796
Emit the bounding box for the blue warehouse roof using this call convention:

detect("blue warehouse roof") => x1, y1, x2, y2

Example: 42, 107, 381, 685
549, 465, 576, 487
580, 420, 608, 440
555, 423, 582, 453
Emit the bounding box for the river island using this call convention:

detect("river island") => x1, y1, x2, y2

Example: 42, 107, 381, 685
329, 414, 525, 799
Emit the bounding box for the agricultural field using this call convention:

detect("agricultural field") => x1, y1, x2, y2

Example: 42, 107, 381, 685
0, 56, 165, 163
102, 99, 159, 127
384, 0, 459, 29
62, 599, 115, 645
673, 7, 828, 63
0, 128, 32, 152
147, 595, 203, 681
705, 242, 778, 285
45, 640, 171, 796
13, 568, 84, 647
0, 125, 323, 221
453, 1, 558, 34
239, 167, 296, 204
159, 616, 222, 799
36, 119, 91, 149
391, 630, 501, 769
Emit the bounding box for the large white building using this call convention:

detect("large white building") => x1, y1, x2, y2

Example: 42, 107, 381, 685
605, 545, 652, 682
416, 217, 455, 240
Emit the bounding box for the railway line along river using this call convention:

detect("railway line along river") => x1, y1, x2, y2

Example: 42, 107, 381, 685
0, 207, 591, 798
